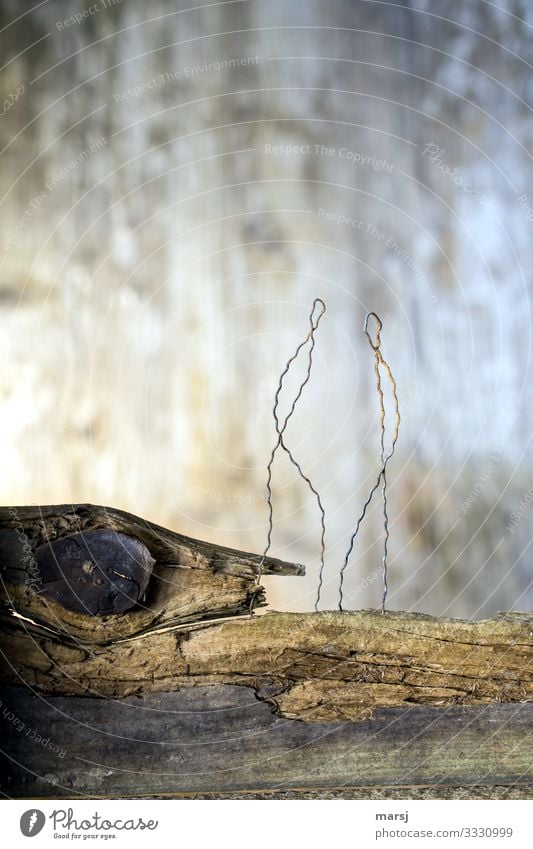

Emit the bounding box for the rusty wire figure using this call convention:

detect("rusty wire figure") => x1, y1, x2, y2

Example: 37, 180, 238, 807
338, 312, 400, 613
250, 299, 327, 616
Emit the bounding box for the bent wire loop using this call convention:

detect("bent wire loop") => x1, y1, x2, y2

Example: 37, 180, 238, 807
338, 311, 400, 613
253, 305, 399, 617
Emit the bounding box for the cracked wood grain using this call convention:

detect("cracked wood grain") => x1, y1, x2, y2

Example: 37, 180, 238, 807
2, 683, 531, 798
2, 682, 531, 798
1, 506, 531, 796
0, 503, 304, 641
0, 503, 304, 579
1, 610, 531, 722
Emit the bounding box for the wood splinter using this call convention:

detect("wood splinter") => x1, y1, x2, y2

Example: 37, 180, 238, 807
0, 503, 303, 642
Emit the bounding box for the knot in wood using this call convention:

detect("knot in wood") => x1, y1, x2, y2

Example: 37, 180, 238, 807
34, 530, 155, 615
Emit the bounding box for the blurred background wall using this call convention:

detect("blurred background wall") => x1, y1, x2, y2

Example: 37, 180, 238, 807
0, 0, 531, 617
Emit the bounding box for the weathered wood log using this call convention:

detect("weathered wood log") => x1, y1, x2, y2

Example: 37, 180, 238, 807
1, 685, 531, 799
1, 607, 531, 721
1, 503, 532, 798
0, 503, 304, 641
0, 504, 303, 578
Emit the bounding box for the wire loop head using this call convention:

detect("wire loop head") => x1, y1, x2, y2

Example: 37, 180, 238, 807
310, 298, 327, 330
364, 311, 383, 350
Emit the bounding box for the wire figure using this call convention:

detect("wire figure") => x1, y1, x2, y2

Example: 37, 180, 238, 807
250, 299, 327, 616
338, 312, 400, 613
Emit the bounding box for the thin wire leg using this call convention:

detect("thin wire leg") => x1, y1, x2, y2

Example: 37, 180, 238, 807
250, 299, 327, 616
338, 312, 400, 612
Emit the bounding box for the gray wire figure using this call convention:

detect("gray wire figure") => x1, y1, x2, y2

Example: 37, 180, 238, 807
250, 299, 327, 616
338, 312, 400, 613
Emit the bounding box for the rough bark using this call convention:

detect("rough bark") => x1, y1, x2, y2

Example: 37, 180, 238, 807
1, 503, 531, 798
1, 607, 531, 722
0, 503, 303, 642
1, 685, 531, 799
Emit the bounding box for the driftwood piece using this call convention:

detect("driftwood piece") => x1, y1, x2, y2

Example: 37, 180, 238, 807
1, 608, 531, 722
32, 531, 156, 615
1, 503, 532, 798
1, 685, 531, 799
0, 503, 303, 579
0, 503, 303, 641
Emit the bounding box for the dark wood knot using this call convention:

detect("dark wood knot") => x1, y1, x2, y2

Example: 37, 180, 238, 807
34, 530, 155, 615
